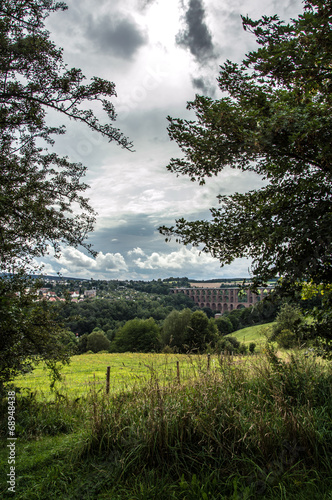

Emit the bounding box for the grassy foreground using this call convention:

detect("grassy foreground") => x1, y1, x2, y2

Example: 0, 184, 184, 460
0, 348, 331, 499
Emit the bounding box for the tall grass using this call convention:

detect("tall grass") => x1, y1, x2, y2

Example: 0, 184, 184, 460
74, 348, 332, 498
1, 349, 331, 499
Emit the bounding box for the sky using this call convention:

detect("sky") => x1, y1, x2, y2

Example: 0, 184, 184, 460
39, 0, 303, 281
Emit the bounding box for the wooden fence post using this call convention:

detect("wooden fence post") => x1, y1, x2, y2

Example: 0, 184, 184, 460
176, 361, 180, 384
106, 366, 110, 394
207, 353, 211, 371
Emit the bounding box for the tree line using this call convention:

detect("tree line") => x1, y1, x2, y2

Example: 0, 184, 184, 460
55, 293, 280, 355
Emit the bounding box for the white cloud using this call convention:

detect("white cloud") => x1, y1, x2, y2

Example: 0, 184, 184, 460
133, 246, 219, 270
37, 243, 253, 280
39, 262, 57, 276
31, 260, 57, 276
56, 247, 128, 277
128, 247, 146, 256
129, 245, 253, 279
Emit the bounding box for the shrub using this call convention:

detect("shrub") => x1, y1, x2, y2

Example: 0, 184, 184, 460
249, 342, 256, 353
215, 316, 233, 335
112, 318, 161, 352
217, 336, 241, 354
270, 304, 304, 348
276, 329, 297, 349
86, 330, 111, 353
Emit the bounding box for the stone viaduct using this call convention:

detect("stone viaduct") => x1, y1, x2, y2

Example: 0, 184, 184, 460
170, 286, 268, 314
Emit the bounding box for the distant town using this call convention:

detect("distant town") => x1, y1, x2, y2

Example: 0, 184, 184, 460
28, 275, 276, 314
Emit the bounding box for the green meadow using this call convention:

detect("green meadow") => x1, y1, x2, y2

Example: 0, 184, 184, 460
13, 322, 275, 400
14, 323, 275, 399
1, 325, 331, 499
14, 352, 221, 399
226, 322, 274, 346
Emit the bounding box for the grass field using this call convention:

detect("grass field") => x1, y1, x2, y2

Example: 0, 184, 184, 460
1, 341, 331, 499
13, 323, 275, 399
226, 322, 275, 346
14, 352, 221, 399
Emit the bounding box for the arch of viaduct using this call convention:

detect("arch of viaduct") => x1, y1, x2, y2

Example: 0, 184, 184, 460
170, 287, 267, 313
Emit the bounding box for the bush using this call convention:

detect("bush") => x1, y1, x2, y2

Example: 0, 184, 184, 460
216, 336, 243, 354
215, 316, 233, 335
249, 342, 256, 353
112, 318, 161, 353
86, 330, 111, 353
276, 329, 297, 349
270, 304, 304, 348
238, 343, 248, 354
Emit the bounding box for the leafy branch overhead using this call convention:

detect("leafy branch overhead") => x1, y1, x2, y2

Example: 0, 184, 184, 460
0, 0, 132, 271
160, 0, 332, 288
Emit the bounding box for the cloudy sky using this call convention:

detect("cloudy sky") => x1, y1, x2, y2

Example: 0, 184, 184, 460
39, 0, 303, 281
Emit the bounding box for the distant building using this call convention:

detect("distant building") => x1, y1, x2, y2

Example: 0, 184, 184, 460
84, 289, 96, 298
38, 288, 62, 301
170, 286, 271, 313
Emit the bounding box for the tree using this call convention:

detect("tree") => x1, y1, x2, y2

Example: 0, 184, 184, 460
185, 310, 218, 352
0, 0, 131, 385
202, 306, 214, 318
224, 311, 240, 331
215, 316, 233, 335
300, 281, 332, 356
112, 318, 161, 353
77, 333, 88, 354
0, 273, 74, 389
0, 0, 132, 272
86, 329, 111, 353
161, 308, 192, 352
269, 303, 305, 348
160, 0, 332, 290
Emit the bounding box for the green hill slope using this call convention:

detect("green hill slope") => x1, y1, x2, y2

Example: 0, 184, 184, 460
226, 322, 275, 346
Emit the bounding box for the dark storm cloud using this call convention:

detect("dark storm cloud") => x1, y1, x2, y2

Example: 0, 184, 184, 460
87, 14, 147, 59
191, 76, 216, 96
91, 215, 160, 256
176, 0, 216, 64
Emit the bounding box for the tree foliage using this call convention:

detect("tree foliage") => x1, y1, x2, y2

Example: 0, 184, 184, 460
185, 310, 218, 353
0, 0, 131, 384
215, 316, 233, 335
161, 308, 192, 352
0, 273, 73, 388
160, 0, 332, 289
112, 318, 161, 353
0, 0, 132, 271
270, 303, 305, 348
86, 329, 111, 353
